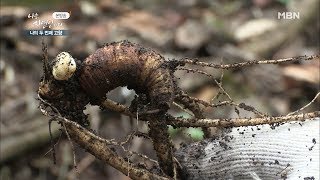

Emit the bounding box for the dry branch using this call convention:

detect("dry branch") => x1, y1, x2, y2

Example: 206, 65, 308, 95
179, 55, 319, 69
169, 111, 320, 128
100, 98, 319, 128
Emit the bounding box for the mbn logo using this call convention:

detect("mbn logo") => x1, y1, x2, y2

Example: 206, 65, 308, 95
278, 12, 300, 19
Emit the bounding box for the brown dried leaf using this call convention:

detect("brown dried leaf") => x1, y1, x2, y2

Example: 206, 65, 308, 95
118, 11, 172, 46
283, 62, 320, 85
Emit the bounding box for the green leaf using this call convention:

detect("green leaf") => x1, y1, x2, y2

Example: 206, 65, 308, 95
186, 128, 204, 141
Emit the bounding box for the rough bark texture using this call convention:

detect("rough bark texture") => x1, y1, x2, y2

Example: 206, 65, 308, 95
176, 118, 319, 179
65, 122, 169, 180
148, 114, 174, 177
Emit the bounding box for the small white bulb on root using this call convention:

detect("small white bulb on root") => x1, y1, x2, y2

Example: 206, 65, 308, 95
52, 52, 76, 80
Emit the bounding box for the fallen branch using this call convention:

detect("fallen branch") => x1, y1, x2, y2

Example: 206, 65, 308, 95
179, 55, 319, 69
100, 98, 319, 128
169, 111, 320, 128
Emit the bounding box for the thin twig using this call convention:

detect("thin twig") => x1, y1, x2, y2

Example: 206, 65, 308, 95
178, 92, 267, 117
49, 118, 57, 164
99, 97, 319, 128
62, 122, 78, 170
179, 55, 319, 69
211, 71, 224, 102
213, 77, 267, 117
287, 92, 320, 116
38, 93, 78, 170
172, 102, 194, 117
120, 145, 159, 166
41, 38, 50, 81
167, 111, 320, 128
213, 79, 232, 101
66, 154, 95, 180
176, 67, 214, 78
43, 129, 63, 157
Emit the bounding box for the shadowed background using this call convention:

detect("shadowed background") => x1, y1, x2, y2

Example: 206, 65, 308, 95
0, 0, 319, 179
